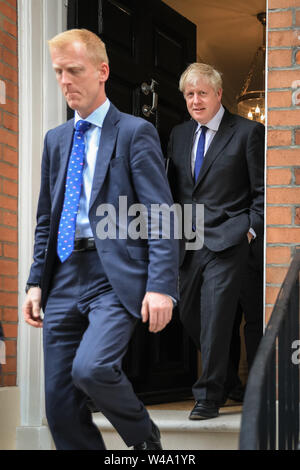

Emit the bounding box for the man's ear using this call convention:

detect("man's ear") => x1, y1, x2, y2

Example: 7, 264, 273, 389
217, 87, 223, 102
98, 62, 109, 83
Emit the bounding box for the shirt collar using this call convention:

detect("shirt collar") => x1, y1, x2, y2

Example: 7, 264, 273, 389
195, 104, 225, 134
74, 98, 111, 129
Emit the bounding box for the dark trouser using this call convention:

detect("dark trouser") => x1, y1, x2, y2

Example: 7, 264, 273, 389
179, 238, 249, 403
240, 266, 263, 369
43, 251, 151, 450
225, 237, 264, 393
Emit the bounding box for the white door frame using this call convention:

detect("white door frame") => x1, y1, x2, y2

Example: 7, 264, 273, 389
17, 0, 67, 450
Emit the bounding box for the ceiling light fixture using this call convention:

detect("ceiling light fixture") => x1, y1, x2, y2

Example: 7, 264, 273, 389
237, 12, 266, 124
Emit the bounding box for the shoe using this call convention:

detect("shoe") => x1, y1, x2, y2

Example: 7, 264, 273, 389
189, 400, 219, 420
133, 420, 162, 450
228, 384, 245, 403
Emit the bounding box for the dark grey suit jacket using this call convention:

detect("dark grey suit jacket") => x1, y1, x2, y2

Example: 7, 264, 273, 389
167, 108, 265, 263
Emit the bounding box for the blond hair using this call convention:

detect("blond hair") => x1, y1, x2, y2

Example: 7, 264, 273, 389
48, 29, 109, 65
179, 63, 222, 94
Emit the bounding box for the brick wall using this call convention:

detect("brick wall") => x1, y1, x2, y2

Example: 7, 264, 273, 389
266, 0, 300, 322
0, 0, 18, 387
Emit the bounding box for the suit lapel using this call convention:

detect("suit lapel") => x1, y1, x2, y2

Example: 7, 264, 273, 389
51, 120, 74, 215
89, 103, 120, 211
194, 109, 236, 190
184, 120, 197, 185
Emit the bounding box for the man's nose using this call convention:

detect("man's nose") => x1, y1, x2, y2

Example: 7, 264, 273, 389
60, 71, 71, 85
193, 94, 201, 105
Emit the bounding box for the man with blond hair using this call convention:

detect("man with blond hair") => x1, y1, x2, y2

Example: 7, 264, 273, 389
22, 29, 178, 450
168, 63, 264, 420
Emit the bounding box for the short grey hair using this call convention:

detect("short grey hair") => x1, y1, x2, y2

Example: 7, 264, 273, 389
179, 63, 223, 94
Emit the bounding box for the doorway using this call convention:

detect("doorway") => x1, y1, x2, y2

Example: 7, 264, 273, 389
68, 0, 199, 405
67, 0, 266, 404
164, 0, 266, 393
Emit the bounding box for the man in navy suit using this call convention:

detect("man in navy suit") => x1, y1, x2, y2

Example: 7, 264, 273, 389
168, 63, 264, 420
22, 29, 178, 450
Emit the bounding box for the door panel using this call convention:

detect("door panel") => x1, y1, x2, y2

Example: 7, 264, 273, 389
68, 0, 197, 405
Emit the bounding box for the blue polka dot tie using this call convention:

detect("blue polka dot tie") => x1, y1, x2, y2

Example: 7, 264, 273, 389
57, 120, 91, 262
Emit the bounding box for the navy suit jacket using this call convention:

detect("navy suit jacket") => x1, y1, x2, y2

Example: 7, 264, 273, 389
27, 103, 179, 317
168, 109, 265, 264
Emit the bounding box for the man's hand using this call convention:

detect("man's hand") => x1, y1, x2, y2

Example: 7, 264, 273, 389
141, 292, 173, 333
247, 231, 254, 244
22, 287, 43, 328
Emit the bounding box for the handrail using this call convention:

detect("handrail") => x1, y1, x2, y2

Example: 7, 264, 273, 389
239, 250, 300, 450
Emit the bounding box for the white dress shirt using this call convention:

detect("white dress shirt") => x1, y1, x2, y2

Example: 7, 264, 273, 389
191, 105, 225, 177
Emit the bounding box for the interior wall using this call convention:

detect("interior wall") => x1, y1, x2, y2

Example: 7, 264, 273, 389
163, 0, 266, 112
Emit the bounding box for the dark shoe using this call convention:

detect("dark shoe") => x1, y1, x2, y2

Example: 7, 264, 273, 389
133, 420, 162, 450
189, 400, 219, 420
228, 384, 245, 403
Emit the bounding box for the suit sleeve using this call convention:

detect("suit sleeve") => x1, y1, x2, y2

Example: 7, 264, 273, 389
27, 131, 52, 285
129, 120, 179, 300
246, 122, 265, 239
166, 128, 178, 200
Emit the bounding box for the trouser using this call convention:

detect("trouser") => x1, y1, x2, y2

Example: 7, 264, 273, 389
225, 237, 264, 393
43, 250, 151, 450
179, 238, 249, 403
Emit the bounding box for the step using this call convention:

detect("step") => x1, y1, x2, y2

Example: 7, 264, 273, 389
92, 402, 242, 451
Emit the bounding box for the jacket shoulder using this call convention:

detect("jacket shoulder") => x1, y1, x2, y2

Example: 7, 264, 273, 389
172, 119, 195, 133
169, 119, 195, 143
45, 119, 73, 139
227, 111, 265, 132
118, 111, 155, 132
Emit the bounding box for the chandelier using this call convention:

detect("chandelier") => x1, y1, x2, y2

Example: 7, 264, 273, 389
237, 12, 266, 124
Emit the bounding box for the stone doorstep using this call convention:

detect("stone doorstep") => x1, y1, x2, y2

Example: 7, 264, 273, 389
93, 408, 242, 433
37, 402, 243, 450
92, 407, 242, 450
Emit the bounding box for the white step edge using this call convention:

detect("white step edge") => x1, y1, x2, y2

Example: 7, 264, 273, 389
92, 409, 242, 450
93, 409, 241, 433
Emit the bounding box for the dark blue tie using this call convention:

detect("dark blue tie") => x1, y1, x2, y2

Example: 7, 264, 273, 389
57, 120, 91, 262
194, 126, 208, 183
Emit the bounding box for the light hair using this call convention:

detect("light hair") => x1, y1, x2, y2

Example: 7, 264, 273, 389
48, 29, 109, 66
179, 63, 222, 94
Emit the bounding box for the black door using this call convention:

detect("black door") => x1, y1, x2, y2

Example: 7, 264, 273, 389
68, 0, 197, 404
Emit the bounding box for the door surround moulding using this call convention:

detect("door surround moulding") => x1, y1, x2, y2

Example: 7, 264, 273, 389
17, 0, 67, 450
